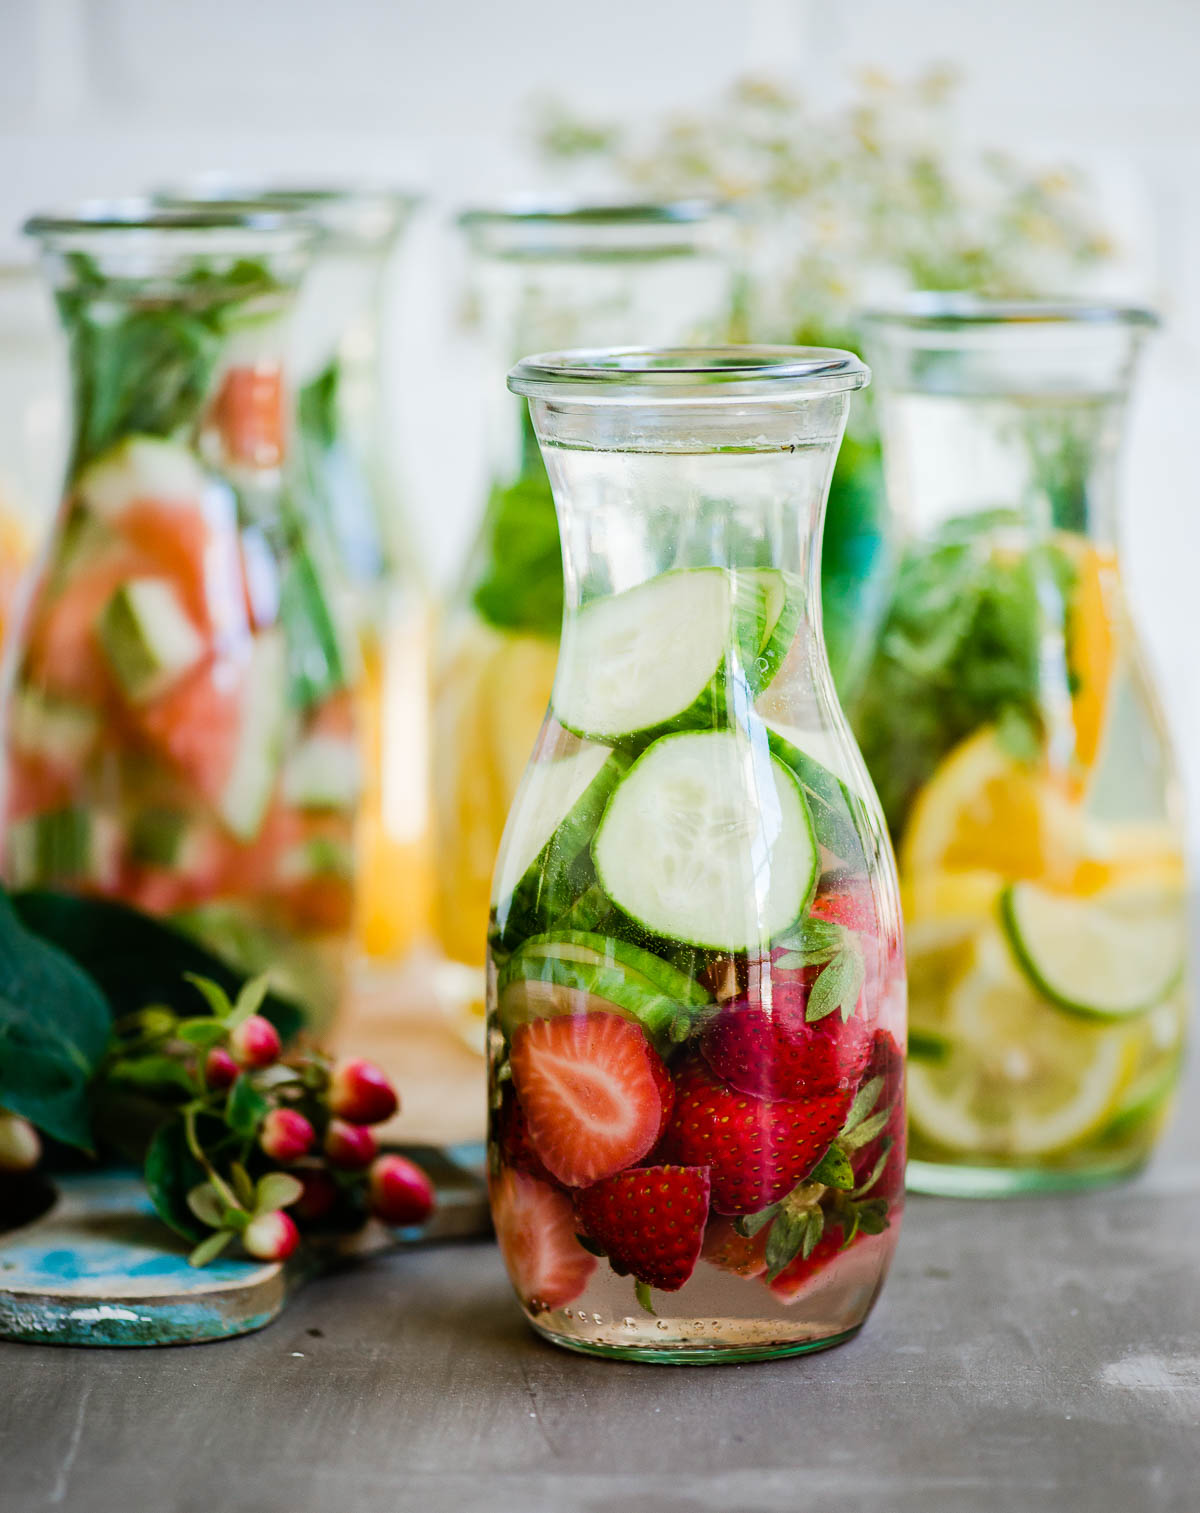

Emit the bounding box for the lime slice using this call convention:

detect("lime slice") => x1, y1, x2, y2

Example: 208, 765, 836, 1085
908, 928, 1137, 1157
1001, 880, 1185, 1022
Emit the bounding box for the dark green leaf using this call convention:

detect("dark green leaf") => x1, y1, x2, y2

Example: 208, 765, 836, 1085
144, 1116, 211, 1241
225, 1074, 269, 1137
808, 1143, 855, 1190
0, 890, 109, 1149
13, 891, 305, 1041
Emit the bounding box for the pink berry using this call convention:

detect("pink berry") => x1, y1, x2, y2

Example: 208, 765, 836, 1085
293, 1168, 339, 1222
323, 1118, 377, 1170
205, 1046, 239, 1090
0, 1112, 41, 1173
230, 1015, 281, 1069
328, 1059, 399, 1126
367, 1154, 435, 1227
242, 1210, 300, 1262
259, 1108, 315, 1163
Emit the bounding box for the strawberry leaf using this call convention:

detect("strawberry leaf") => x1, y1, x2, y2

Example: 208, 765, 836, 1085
853, 1198, 890, 1236
188, 1228, 235, 1268
634, 1279, 656, 1316
765, 1208, 810, 1280
808, 1143, 855, 1191
800, 1206, 825, 1260
735, 1202, 780, 1239
841, 1106, 892, 1151
851, 1137, 894, 1198
841, 1075, 885, 1135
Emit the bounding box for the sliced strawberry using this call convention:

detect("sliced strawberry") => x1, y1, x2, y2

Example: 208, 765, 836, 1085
809, 881, 878, 935
118, 500, 215, 635
701, 1215, 768, 1279
851, 1029, 906, 1204
769, 1227, 893, 1304
493, 1085, 555, 1184
489, 1167, 596, 1310
508, 1012, 673, 1188
575, 1164, 710, 1292
662, 1054, 852, 1215
701, 974, 872, 1101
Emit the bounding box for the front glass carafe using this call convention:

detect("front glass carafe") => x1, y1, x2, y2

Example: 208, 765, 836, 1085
3, 207, 361, 1032
433, 203, 734, 1053
488, 348, 905, 1363
856, 299, 1187, 1195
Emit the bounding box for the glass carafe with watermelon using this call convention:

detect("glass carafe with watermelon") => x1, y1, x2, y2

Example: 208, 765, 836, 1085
487, 346, 905, 1363
856, 298, 1187, 1195
3, 204, 361, 1031
434, 202, 734, 1052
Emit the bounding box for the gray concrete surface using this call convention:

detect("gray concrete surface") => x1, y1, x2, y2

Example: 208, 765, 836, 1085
4, 1057, 1198, 1513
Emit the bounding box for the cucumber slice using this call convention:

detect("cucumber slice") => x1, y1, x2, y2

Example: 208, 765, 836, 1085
744, 568, 803, 694
493, 744, 629, 942
7, 807, 119, 890
99, 578, 206, 703
496, 957, 701, 1055
504, 930, 711, 1009
553, 569, 764, 743
218, 632, 288, 841
9, 689, 100, 768
1001, 881, 1186, 1021
281, 733, 361, 811
593, 730, 817, 953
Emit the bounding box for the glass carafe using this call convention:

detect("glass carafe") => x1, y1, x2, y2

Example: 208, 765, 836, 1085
156, 185, 432, 970
433, 202, 735, 1053
3, 204, 361, 1032
856, 298, 1187, 1196
488, 346, 905, 1363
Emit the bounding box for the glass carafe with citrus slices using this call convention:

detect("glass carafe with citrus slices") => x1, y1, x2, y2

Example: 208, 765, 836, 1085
433, 203, 734, 1052
487, 347, 905, 1363
2, 205, 360, 1032
856, 298, 1188, 1196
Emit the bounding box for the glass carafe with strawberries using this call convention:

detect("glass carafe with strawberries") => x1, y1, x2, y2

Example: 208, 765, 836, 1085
856, 297, 1187, 1195
487, 347, 905, 1363
434, 202, 734, 1052
3, 204, 361, 1032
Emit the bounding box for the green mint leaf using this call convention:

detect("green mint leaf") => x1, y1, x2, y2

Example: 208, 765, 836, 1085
186, 1182, 225, 1229
775, 917, 843, 958
188, 1228, 235, 1268
254, 1172, 303, 1215
808, 1143, 855, 1191
634, 1279, 656, 1317
225, 1075, 269, 1137
908, 1028, 952, 1064
841, 1075, 885, 1135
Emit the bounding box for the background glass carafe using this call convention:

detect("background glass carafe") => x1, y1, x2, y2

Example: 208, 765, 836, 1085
433, 203, 735, 1050
488, 347, 905, 1363
3, 206, 359, 1033
856, 298, 1187, 1195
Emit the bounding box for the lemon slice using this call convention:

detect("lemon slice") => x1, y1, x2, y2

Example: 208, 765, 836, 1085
900, 727, 1083, 883
908, 928, 1137, 1157
1001, 880, 1186, 1021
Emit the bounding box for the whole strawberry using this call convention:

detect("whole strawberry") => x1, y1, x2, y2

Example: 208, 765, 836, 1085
662, 1054, 852, 1215
575, 1164, 711, 1292
701, 977, 872, 1102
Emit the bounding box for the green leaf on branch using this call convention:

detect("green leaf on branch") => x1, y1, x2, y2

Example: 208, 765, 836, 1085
188, 1229, 235, 1268
182, 974, 234, 1020
228, 974, 271, 1030
0, 890, 110, 1149
255, 1172, 302, 1215
144, 1117, 209, 1242
226, 1074, 269, 1137
186, 1182, 226, 1229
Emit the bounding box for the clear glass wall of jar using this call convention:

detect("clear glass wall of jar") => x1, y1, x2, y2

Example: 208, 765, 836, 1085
4, 204, 361, 1033
490, 345, 905, 1361
434, 202, 736, 1053
855, 297, 1187, 1195
155, 185, 432, 972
